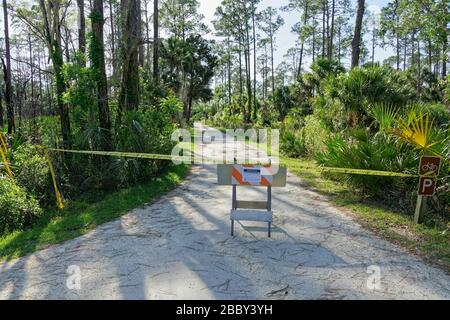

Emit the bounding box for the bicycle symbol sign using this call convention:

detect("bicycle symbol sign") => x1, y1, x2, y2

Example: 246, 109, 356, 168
418, 156, 441, 176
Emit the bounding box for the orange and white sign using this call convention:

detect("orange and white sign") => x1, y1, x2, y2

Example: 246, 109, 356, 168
231, 165, 274, 186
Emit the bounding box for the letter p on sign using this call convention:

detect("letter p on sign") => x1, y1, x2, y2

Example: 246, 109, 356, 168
418, 177, 436, 196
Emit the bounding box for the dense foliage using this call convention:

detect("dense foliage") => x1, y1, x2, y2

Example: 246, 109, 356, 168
0, 0, 448, 235
206, 60, 450, 218
0, 178, 42, 235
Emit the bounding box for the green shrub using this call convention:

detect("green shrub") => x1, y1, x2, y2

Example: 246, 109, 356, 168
280, 111, 306, 157
315, 130, 417, 197
281, 130, 306, 157
0, 178, 42, 235
257, 102, 280, 127
273, 86, 293, 120
442, 76, 450, 107
113, 107, 177, 186
413, 103, 450, 128
160, 94, 184, 124
323, 66, 415, 128
213, 109, 245, 129
303, 115, 330, 156
12, 144, 52, 203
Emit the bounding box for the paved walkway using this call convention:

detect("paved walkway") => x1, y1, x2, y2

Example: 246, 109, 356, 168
0, 130, 449, 299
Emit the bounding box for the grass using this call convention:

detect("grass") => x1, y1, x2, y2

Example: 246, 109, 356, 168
0, 164, 190, 261
282, 156, 450, 272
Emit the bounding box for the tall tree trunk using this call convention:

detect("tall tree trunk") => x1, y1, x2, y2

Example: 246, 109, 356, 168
108, 0, 116, 81
243, 24, 251, 122
238, 34, 243, 101
312, 17, 316, 62
270, 35, 275, 96
264, 43, 268, 101
63, 24, 71, 62
227, 37, 231, 105
322, 0, 326, 58
394, 0, 400, 70
417, 38, 421, 94
77, 0, 86, 55
42, 0, 72, 148
298, 42, 304, 79
92, 0, 112, 149
144, 0, 150, 65
28, 35, 37, 133
403, 36, 407, 70
443, 40, 447, 79
186, 90, 193, 122
252, 2, 257, 120
262, 55, 265, 103
428, 38, 432, 71
119, 0, 140, 113
442, 4, 448, 79
2, 0, 14, 134
137, 0, 144, 67
153, 0, 159, 82
329, 0, 335, 59
245, 21, 253, 122
297, 0, 308, 78
351, 0, 365, 69
37, 46, 43, 118
435, 47, 440, 76
371, 26, 376, 64
17, 84, 23, 132
337, 24, 341, 63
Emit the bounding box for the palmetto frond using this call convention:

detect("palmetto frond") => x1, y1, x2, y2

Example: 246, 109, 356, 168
396, 111, 440, 152
371, 103, 399, 132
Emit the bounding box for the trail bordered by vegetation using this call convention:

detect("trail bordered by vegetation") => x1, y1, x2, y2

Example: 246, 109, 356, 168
0, 135, 449, 300
0, 0, 448, 300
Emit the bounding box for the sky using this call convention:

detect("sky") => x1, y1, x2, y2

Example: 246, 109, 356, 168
0, 0, 393, 76
198, 0, 392, 70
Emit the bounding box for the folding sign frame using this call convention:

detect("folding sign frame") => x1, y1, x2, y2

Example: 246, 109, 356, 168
217, 164, 287, 237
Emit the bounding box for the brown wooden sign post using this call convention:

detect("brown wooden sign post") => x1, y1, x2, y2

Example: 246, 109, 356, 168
414, 156, 441, 224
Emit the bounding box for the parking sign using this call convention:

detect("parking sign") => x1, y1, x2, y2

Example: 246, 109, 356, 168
418, 177, 436, 196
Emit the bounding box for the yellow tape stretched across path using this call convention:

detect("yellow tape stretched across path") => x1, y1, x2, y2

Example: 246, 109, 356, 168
283, 162, 417, 178
0, 146, 418, 211
48, 148, 418, 178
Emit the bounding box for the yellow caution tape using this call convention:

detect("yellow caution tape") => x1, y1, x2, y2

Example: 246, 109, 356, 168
0, 133, 7, 155
283, 161, 417, 178
38, 146, 64, 210
0, 133, 14, 179
48, 148, 176, 161
49, 148, 418, 178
